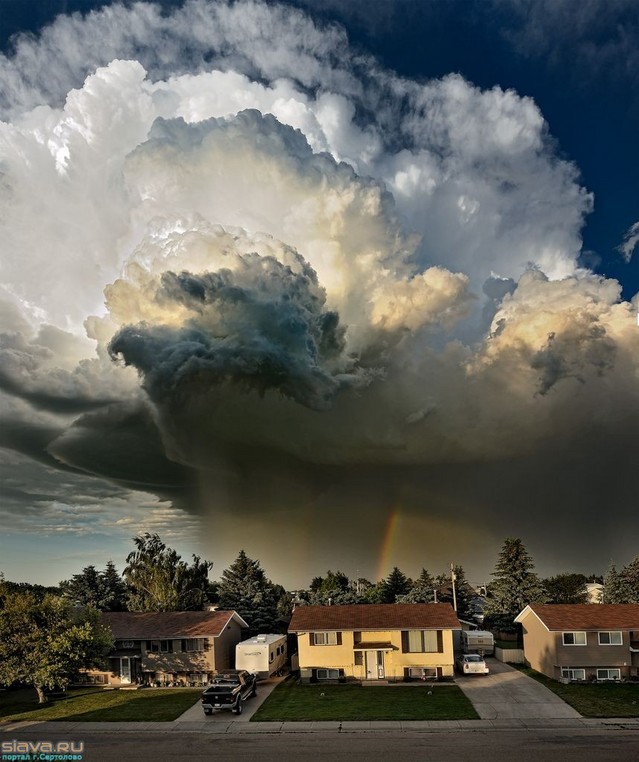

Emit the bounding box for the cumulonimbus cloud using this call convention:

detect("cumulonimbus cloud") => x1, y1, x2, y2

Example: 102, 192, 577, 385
1, 0, 638, 579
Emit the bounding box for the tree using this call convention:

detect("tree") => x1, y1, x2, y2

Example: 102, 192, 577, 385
123, 533, 213, 611
60, 562, 128, 611
603, 558, 639, 603
397, 568, 435, 603
308, 570, 353, 605
379, 567, 411, 603
217, 551, 279, 635
0, 584, 113, 703
434, 565, 474, 619
543, 573, 589, 604
484, 538, 546, 627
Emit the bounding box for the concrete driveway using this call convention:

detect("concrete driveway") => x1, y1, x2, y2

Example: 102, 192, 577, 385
455, 659, 581, 719
173, 676, 285, 723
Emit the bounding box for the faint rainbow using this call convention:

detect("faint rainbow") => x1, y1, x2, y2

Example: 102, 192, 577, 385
376, 506, 401, 581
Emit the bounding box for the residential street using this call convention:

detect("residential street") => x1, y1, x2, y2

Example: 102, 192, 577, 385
455, 659, 582, 719
2, 727, 639, 762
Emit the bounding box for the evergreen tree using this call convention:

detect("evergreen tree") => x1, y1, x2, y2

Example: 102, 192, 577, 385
603, 559, 639, 603
397, 568, 435, 603
217, 550, 279, 635
124, 533, 212, 611
543, 573, 589, 604
60, 562, 128, 611
380, 567, 411, 603
434, 565, 474, 619
484, 538, 546, 625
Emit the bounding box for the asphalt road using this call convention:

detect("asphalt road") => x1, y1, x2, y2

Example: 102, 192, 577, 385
6, 728, 638, 762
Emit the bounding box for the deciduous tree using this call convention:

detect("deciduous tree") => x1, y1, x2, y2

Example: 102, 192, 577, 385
0, 584, 113, 703
543, 573, 589, 604
124, 533, 212, 611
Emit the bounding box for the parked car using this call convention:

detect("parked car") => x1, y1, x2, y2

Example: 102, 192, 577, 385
455, 654, 490, 675
201, 670, 257, 715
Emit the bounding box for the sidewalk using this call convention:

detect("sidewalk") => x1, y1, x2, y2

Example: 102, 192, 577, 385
2, 717, 639, 734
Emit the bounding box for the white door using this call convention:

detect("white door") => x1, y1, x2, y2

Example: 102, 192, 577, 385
365, 651, 384, 679
120, 657, 131, 684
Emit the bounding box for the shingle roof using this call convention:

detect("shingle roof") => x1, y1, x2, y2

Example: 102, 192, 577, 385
521, 604, 639, 630
101, 610, 247, 638
288, 603, 460, 632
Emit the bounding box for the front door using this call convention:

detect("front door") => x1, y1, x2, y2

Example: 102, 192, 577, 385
365, 650, 384, 679
120, 657, 131, 684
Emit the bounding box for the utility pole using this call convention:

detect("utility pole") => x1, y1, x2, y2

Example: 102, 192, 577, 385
451, 563, 458, 612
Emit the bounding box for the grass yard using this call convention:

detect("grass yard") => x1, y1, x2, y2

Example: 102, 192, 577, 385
516, 668, 639, 718
251, 679, 478, 721
0, 687, 201, 722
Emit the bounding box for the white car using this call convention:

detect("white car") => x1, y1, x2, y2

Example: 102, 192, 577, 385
456, 654, 490, 675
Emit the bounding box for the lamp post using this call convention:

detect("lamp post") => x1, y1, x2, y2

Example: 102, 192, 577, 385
451, 563, 458, 612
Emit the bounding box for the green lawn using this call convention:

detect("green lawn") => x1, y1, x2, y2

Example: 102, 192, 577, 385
516, 668, 639, 718
0, 687, 201, 722
251, 679, 478, 721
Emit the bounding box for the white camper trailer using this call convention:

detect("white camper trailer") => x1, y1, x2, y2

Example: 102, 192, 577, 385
461, 630, 494, 656
235, 634, 288, 679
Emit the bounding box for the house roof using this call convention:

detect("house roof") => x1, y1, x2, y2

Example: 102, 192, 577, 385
101, 610, 249, 638
515, 604, 639, 631
288, 603, 460, 632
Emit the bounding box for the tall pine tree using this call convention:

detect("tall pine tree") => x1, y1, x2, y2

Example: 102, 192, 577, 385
217, 550, 279, 635
484, 538, 546, 627
397, 568, 435, 603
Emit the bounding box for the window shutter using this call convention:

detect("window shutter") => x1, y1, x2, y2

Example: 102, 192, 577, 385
336, 632, 342, 645
401, 631, 408, 653
437, 630, 443, 653
310, 633, 315, 647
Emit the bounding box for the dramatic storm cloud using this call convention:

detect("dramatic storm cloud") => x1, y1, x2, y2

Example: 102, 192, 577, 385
1, 0, 638, 582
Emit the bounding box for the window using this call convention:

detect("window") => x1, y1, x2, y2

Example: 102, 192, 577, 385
159, 640, 173, 653
313, 631, 340, 645
562, 632, 587, 646
146, 640, 160, 653
597, 668, 621, 681
354, 652, 363, 666
315, 669, 340, 680
407, 667, 438, 680
402, 630, 441, 653
269, 651, 274, 663
561, 668, 586, 681
598, 631, 623, 645
181, 639, 204, 652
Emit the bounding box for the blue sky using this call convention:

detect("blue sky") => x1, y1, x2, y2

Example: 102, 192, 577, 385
0, 0, 637, 588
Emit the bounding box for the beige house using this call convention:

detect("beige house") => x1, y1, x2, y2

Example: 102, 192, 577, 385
81, 610, 248, 686
515, 604, 639, 681
289, 603, 460, 683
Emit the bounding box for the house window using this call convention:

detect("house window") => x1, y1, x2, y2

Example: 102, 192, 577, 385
181, 639, 204, 652
561, 668, 586, 681
407, 667, 438, 680
313, 632, 340, 645
354, 652, 363, 666
160, 640, 173, 653
146, 640, 160, 653
315, 669, 340, 680
402, 630, 441, 653
598, 631, 623, 645
597, 668, 621, 681
562, 632, 587, 646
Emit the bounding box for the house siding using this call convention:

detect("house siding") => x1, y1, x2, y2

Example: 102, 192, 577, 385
521, 612, 637, 679
296, 628, 456, 682
213, 618, 245, 672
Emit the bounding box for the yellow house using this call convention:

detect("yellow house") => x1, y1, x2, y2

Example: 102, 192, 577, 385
289, 603, 460, 683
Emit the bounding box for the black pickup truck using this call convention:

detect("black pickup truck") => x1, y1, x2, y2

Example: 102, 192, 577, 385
201, 670, 257, 715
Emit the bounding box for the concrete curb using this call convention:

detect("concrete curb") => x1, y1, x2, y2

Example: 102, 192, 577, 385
2, 718, 639, 734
